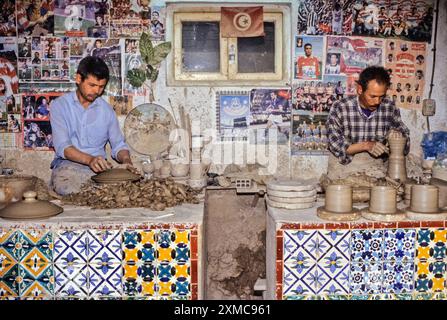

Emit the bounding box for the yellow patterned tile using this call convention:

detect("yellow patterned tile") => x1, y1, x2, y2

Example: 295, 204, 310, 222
432, 277, 445, 292
174, 264, 189, 279
158, 281, 174, 296
433, 229, 447, 243
21, 282, 47, 298
22, 230, 46, 244
417, 247, 430, 260
124, 248, 139, 263
0, 248, 16, 275
174, 230, 189, 245
141, 230, 157, 244
22, 248, 49, 277
0, 282, 17, 297
141, 281, 156, 296
0, 229, 12, 244
417, 261, 429, 275
158, 248, 173, 262
123, 264, 138, 279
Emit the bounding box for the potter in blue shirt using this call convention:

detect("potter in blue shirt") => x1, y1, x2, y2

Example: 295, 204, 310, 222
50, 56, 133, 195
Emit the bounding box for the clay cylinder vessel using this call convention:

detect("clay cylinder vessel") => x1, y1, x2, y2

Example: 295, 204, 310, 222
369, 186, 397, 214
325, 185, 352, 213
410, 185, 439, 213
404, 182, 414, 206
190, 161, 202, 180
387, 136, 407, 182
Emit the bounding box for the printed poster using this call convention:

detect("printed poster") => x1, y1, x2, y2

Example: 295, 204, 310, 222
216, 91, 250, 141
17, 0, 55, 36
294, 36, 324, 80
385, 39, 427, 109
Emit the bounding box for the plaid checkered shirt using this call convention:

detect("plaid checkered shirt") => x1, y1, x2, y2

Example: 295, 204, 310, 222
326, 95, 410, 165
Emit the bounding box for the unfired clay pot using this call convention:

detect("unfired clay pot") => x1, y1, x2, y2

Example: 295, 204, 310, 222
410, 184, 439, 213
0, 175, 37, 205
325, 185, 353, 213
369, 186, 397, 214
171, 163, 190, 177
387, 136, 407, 182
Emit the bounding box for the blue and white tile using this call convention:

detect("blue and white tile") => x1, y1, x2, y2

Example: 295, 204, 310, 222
283, 230, 318, 262
383, 229, 416, 262
54, 230, 88, 264
349, 263, 367, 294
382, 262, 414, 294
317, 263, 350, 295
319, 230, 351, 258
54, 264, 88, 298
283, 263, 315, 296
350, 230, 383, 263
284, 245, 315, 269
88, 263, 122, 298
304, 265, 330, 294
365, 263, 383, 294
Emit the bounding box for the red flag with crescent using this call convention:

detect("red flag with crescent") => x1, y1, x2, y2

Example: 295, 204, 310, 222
221, 6, 264, 38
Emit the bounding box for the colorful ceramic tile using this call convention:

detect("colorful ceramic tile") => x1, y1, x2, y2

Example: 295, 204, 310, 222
416, 228, 447, 261
283, 230, 318, 262
0, 264, 20, 296
54, 230, 88, 265
350, 230, 384, 263
88, 263, 122, 298
365, 263, 383, 294
349, 263, 367, 294
319, 230, 351, 259
0, 247, 16, 275
382, 262, 414, 294
54, 264, 88, 298
317, 263, 350, 295
283, 263, 315, 296
414, 260, 446, 293
2, 230, 34, 262
383, 229, 416, 263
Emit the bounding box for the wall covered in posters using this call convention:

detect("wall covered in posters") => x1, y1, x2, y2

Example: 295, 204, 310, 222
0, 0, 440, 177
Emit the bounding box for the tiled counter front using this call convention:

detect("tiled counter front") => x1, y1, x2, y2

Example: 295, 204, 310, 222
0, 203, 204, 300
266, 202, 447, 300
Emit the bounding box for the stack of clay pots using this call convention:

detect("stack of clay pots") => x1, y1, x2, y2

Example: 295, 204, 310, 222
406, 184, 447, 220
266, 179, 317, 210
387, 135, 407, 182
361, 186, 406, 221
317, 185, 360, 221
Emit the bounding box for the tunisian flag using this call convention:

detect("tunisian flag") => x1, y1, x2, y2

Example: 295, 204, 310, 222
221, 6, 264, 38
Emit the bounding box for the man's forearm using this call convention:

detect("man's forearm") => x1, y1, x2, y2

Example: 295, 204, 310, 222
64, 146, 94, 165
346, 141, 375, 155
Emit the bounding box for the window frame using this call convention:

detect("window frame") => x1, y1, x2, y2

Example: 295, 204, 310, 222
167, 6, 288, 86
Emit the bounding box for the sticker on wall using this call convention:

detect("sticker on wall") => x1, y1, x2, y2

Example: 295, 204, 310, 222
293, 75, 350, 115
81, 38, 122, 96
150, 6, 166, 41
17, 0, 55, 37
54, 0, 96, 37
87, 0, 110, 38
294, 36, 324, 80
216, 91, 250, 141
249, 88, 291, 145
348, 1, 434, 43
123, 39, 147, 96
326, 36, 383, 76
18, 36, 71, 82
296, 1, 434, 43
0, 37, 19, 95
22, 93, 60, 150
109, 95, 133, 117
385, 39, 427, 110
291, 112, 328, 156
0, 0, 17, 36
109, 0, 150, 38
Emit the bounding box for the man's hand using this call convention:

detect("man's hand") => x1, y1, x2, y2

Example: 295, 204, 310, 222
88, 156, 112, 173
369, 142, 389, 157
115, 163, 141, 176
388, 129, 403, 139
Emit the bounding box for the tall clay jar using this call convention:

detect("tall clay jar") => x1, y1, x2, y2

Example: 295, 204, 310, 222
387, 136, 407, 182
325, 185, 352, 213
411, 185, 439, 213
369, 186, 397, 214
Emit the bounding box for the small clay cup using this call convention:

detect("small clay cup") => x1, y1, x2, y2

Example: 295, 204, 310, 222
369, 186, 397, 214
410, 185, 439, 213
325, 185, 353, 213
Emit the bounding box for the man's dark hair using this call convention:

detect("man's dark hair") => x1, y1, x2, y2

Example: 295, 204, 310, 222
304, 43, 312, 48
357, 66, 391, 91
76, 56, 109, 82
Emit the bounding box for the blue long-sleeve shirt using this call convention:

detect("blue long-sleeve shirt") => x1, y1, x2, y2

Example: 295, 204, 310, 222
50, 91, 129, 169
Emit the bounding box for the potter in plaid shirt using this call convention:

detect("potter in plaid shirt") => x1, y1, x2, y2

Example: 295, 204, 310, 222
326, 67, 410, 165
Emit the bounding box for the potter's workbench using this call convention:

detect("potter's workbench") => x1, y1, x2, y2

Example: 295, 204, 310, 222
266, 200, 447, 300
0, 202, 204, 300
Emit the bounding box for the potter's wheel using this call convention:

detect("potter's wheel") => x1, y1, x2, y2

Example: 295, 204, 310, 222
123, 103, 176, 156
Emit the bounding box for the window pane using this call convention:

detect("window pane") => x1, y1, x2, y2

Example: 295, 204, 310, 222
182, 22, 220, 72
237, 22, 275, 73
